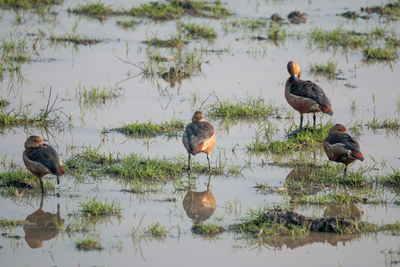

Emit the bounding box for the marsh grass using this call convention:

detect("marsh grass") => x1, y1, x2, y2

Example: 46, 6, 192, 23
0, 0, 62, 9
378, 169, 400, 187
49, 34, 102, 46
208, 96, 280, 119
367, 117, 400, 130
0, 167, 54, 194
79, 198, 121, 216
297, 192, 363, 205
147, 222, 166, 237
241, 17, 267, 30
309, 61, 338, 77
192, 223, 224, 236
116, 18, 140, 29
181, 23, 217, 39
1, 35, 31, 79
70, 0, 231, 21
76, 84, 121, 107
66, 147, 236, 183
113, 119, 184, 138
267, 22, 287, 43
361, 1, 400, 19
144, 36, 187, 48
248, 123, 332, 154
363, 47, 398, 61
75, 238, 103, 250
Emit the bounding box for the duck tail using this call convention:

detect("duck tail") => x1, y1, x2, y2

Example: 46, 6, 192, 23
320, 105, 333, 115
351, 152, 364, 161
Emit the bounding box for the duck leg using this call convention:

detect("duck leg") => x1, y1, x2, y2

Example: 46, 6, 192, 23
39, 179, 44, 194
289, 114, 304, 136
57, 176, 60, 185
343, 166, 348, 177
187, 154, 191, 171
313, 113, 316, 127
207, 154, 211, 172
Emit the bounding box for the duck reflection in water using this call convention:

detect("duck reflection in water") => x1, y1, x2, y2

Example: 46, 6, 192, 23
182, 175, 216, 225
23, 195, 64, 249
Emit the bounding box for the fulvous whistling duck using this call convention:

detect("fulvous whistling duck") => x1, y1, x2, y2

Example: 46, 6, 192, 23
23, 136, 65, 194
182, 111, 216, 172
323, 124, 364, 176
285, 61, 333, 133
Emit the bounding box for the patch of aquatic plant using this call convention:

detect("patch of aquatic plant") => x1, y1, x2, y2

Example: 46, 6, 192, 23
267, 22, 287, 42
378, 169, 400, 188
0, 35, 31, 79
144, 36, 187, 48
231, 207, 382, 236
116, 18, 140, 29
247, 123, 332, 154
79, 198, 121, 216
130, 0, 232, 20
254, 182, 276, 194
0, 167, 54, 194
147, 222, 167, 237
181, 23, 217, 39
113, 119, 184, 138
309, 61, 338, 77
75, 238, 103, 250
76, 84, 121, 107
66, 147, 237, 182
0, 98, 9, 107
49, 33, 102, 46
68, 2, 118, 20
192, 223, 224, 236
208, 96, 280, 119
0, 219, 24, 228
363, 47, 398, 61
241, 17, 267, 30
0, 0, 62, 9
361, 1, 400, 19
297, 192, 363, 205
367, 117, 400, 130
69, 0, 231, 21
379, 221, 400, 234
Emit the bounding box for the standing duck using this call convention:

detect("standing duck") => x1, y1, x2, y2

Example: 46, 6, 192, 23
182, 111, 216, 172
23, 136, 65, 194
323, 124, 364, 176
285, 61, 333, 133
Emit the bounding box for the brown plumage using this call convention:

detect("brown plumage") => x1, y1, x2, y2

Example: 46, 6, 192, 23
182, 111, 216, 172
323, 124, 364, 176
23, 136, 65, 194
285, 61, 333, 131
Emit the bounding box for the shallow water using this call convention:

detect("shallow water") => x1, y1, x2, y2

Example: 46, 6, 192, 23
1, 0, 400, 266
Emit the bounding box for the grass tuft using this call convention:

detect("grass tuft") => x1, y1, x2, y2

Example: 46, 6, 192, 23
0, 219, 25, 228
192, 223, 224, 236
0, 0, 62, 9
309, 61, 337, 77
113, 119, 184, 138
75, 238, 103, 250
79, 198, 121, 216
363, 47, 398, 61
208, 96, 279, 119
181, 23, 217, 39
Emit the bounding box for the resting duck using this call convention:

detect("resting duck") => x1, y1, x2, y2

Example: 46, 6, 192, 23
285, 61, 333, 133
23, 136, 65, 194
323, 124, 364, 176
182, 111, 216, 172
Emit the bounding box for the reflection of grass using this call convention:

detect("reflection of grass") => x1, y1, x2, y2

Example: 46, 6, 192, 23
147, 223, 166, 237
116, 18, 139, 29
361, 2, 400, 19
144, 36, 187, 48
75, 238, 103, 250
363, 47, 398, 61
247, 123, 332, 154
208, 96, 279, 119
49, 34, 101, 46
182, 23, 217, 39
0, 219, 25, 228
113, 119, 184, 138
80, 198, 121, 216
1, 35, 31, 79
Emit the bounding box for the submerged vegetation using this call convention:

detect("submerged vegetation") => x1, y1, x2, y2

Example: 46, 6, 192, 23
363, 47, 398, 60
113, 119, 184, 138
181, 23, 217, 40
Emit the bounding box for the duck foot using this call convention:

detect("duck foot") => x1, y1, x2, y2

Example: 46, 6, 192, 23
288, 128, 302, 137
